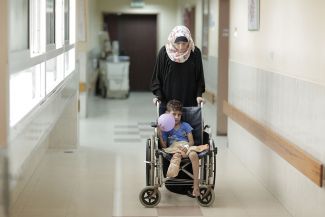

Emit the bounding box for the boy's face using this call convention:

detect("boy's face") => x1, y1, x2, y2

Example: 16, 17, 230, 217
169, 110, 182, 125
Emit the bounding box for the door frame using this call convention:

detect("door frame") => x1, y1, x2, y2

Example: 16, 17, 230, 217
102, 13, 157, 91
0, 0, 9, 216
216, 0, 230, 135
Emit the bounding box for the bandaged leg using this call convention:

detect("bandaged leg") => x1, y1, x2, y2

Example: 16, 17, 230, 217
166, 153, 182, 177
163, 141, 189, 154
186, 144, 209, 156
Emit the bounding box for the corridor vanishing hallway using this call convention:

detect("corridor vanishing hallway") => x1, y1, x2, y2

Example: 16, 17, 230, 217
10, 92, 292, 217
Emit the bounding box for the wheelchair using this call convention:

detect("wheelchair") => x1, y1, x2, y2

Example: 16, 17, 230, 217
139, 102, 218, 207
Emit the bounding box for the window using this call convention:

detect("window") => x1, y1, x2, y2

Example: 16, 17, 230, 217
30, 0, 46, 56
69, 0, 76, 44
10, 64, 45, 126
65, 48, 75, 77
10, 0, 29, 51
46, 57, 58, 94
64, 0, 69, 41
46, 0, 55, 45
56, 0, 64, 48
9, 0, 76, 127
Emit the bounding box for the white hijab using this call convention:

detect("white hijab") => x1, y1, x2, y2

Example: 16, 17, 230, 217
165, 26, 195, 63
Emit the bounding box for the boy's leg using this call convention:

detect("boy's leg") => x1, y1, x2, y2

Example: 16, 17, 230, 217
166, 153, 182, 177
188, 151, 200, 196
186, 144, 209, 156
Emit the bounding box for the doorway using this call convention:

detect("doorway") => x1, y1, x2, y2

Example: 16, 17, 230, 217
103, 14, 157, 91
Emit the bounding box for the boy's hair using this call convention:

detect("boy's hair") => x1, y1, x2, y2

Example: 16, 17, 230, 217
166, 99, 183, 112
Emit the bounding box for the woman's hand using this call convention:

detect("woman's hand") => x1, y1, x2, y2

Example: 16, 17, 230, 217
153, 97, 160, 105
196, 97, 205, 105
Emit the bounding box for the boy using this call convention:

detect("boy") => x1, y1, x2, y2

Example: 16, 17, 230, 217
158, 99, 208, 197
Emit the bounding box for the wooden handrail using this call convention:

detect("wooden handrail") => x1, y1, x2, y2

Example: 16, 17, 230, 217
223, 101, 323, 187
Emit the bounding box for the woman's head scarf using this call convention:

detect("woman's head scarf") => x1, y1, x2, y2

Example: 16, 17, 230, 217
165, 26, 195, 63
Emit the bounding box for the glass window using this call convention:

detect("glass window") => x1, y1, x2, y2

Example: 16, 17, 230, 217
9, 0, 29, 51
69, 0, 76, 44
10, 64, 45, 126
55, 0, 64, 48
46, 0, 55, 45
30, 0, 46, 56
64, 48, 75, 77
64, 0, 69, 41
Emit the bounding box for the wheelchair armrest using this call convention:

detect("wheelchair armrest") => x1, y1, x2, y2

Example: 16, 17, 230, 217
213, 146, 218, 155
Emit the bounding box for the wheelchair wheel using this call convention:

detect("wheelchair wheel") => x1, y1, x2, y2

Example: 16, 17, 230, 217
196, 186, 215, 207
139, 186, 161, 208
146, 139, 151, 186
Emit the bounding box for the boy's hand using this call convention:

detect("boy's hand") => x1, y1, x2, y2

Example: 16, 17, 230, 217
179, 145, 188, 157
177, 150, 187, 158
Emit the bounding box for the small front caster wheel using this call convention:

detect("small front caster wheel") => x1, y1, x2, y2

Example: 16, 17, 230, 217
139, 186, 161, 208
196, 186, 215, 207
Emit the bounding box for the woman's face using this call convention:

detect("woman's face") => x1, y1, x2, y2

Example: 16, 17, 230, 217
174, 42, 189, 53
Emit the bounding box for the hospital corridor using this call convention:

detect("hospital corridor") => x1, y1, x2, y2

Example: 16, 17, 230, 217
1, 1, 325, 217
10, 93, 293, 217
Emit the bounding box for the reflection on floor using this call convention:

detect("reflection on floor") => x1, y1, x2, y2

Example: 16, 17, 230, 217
11, 92, 292, 217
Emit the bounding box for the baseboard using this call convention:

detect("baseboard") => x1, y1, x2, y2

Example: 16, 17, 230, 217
10, 136, 49, 207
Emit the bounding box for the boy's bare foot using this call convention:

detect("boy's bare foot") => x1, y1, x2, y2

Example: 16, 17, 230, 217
192, 187, 200, 197
203, 144, 209, 149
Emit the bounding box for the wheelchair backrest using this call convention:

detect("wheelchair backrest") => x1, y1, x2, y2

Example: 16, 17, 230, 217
181, 107, 202, 145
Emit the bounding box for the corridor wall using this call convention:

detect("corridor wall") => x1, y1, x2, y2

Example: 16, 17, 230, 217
228, 0, 325, 216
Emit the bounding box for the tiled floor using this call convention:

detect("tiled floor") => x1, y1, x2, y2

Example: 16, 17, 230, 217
11, 92, 293, 217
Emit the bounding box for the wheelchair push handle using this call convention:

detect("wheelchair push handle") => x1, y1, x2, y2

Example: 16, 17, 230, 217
152, 97, 161, 116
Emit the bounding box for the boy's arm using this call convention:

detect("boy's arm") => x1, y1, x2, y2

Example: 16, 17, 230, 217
187, 132, 195, 146
158, 128, 167, 148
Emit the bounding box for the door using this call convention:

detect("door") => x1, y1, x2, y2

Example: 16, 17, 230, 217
104, 14, 157, 91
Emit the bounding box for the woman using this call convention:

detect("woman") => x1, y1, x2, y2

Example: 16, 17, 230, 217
151, 25, 206, 197
151, 25, 205, 111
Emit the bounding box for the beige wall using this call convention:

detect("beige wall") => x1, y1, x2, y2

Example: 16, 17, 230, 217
228, 1, 325, 216
76, 0, 101, 53
230, 0, 325, 85
90, 0, 220, 57
88, 0, 102, 53
96, 0, 178, 52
